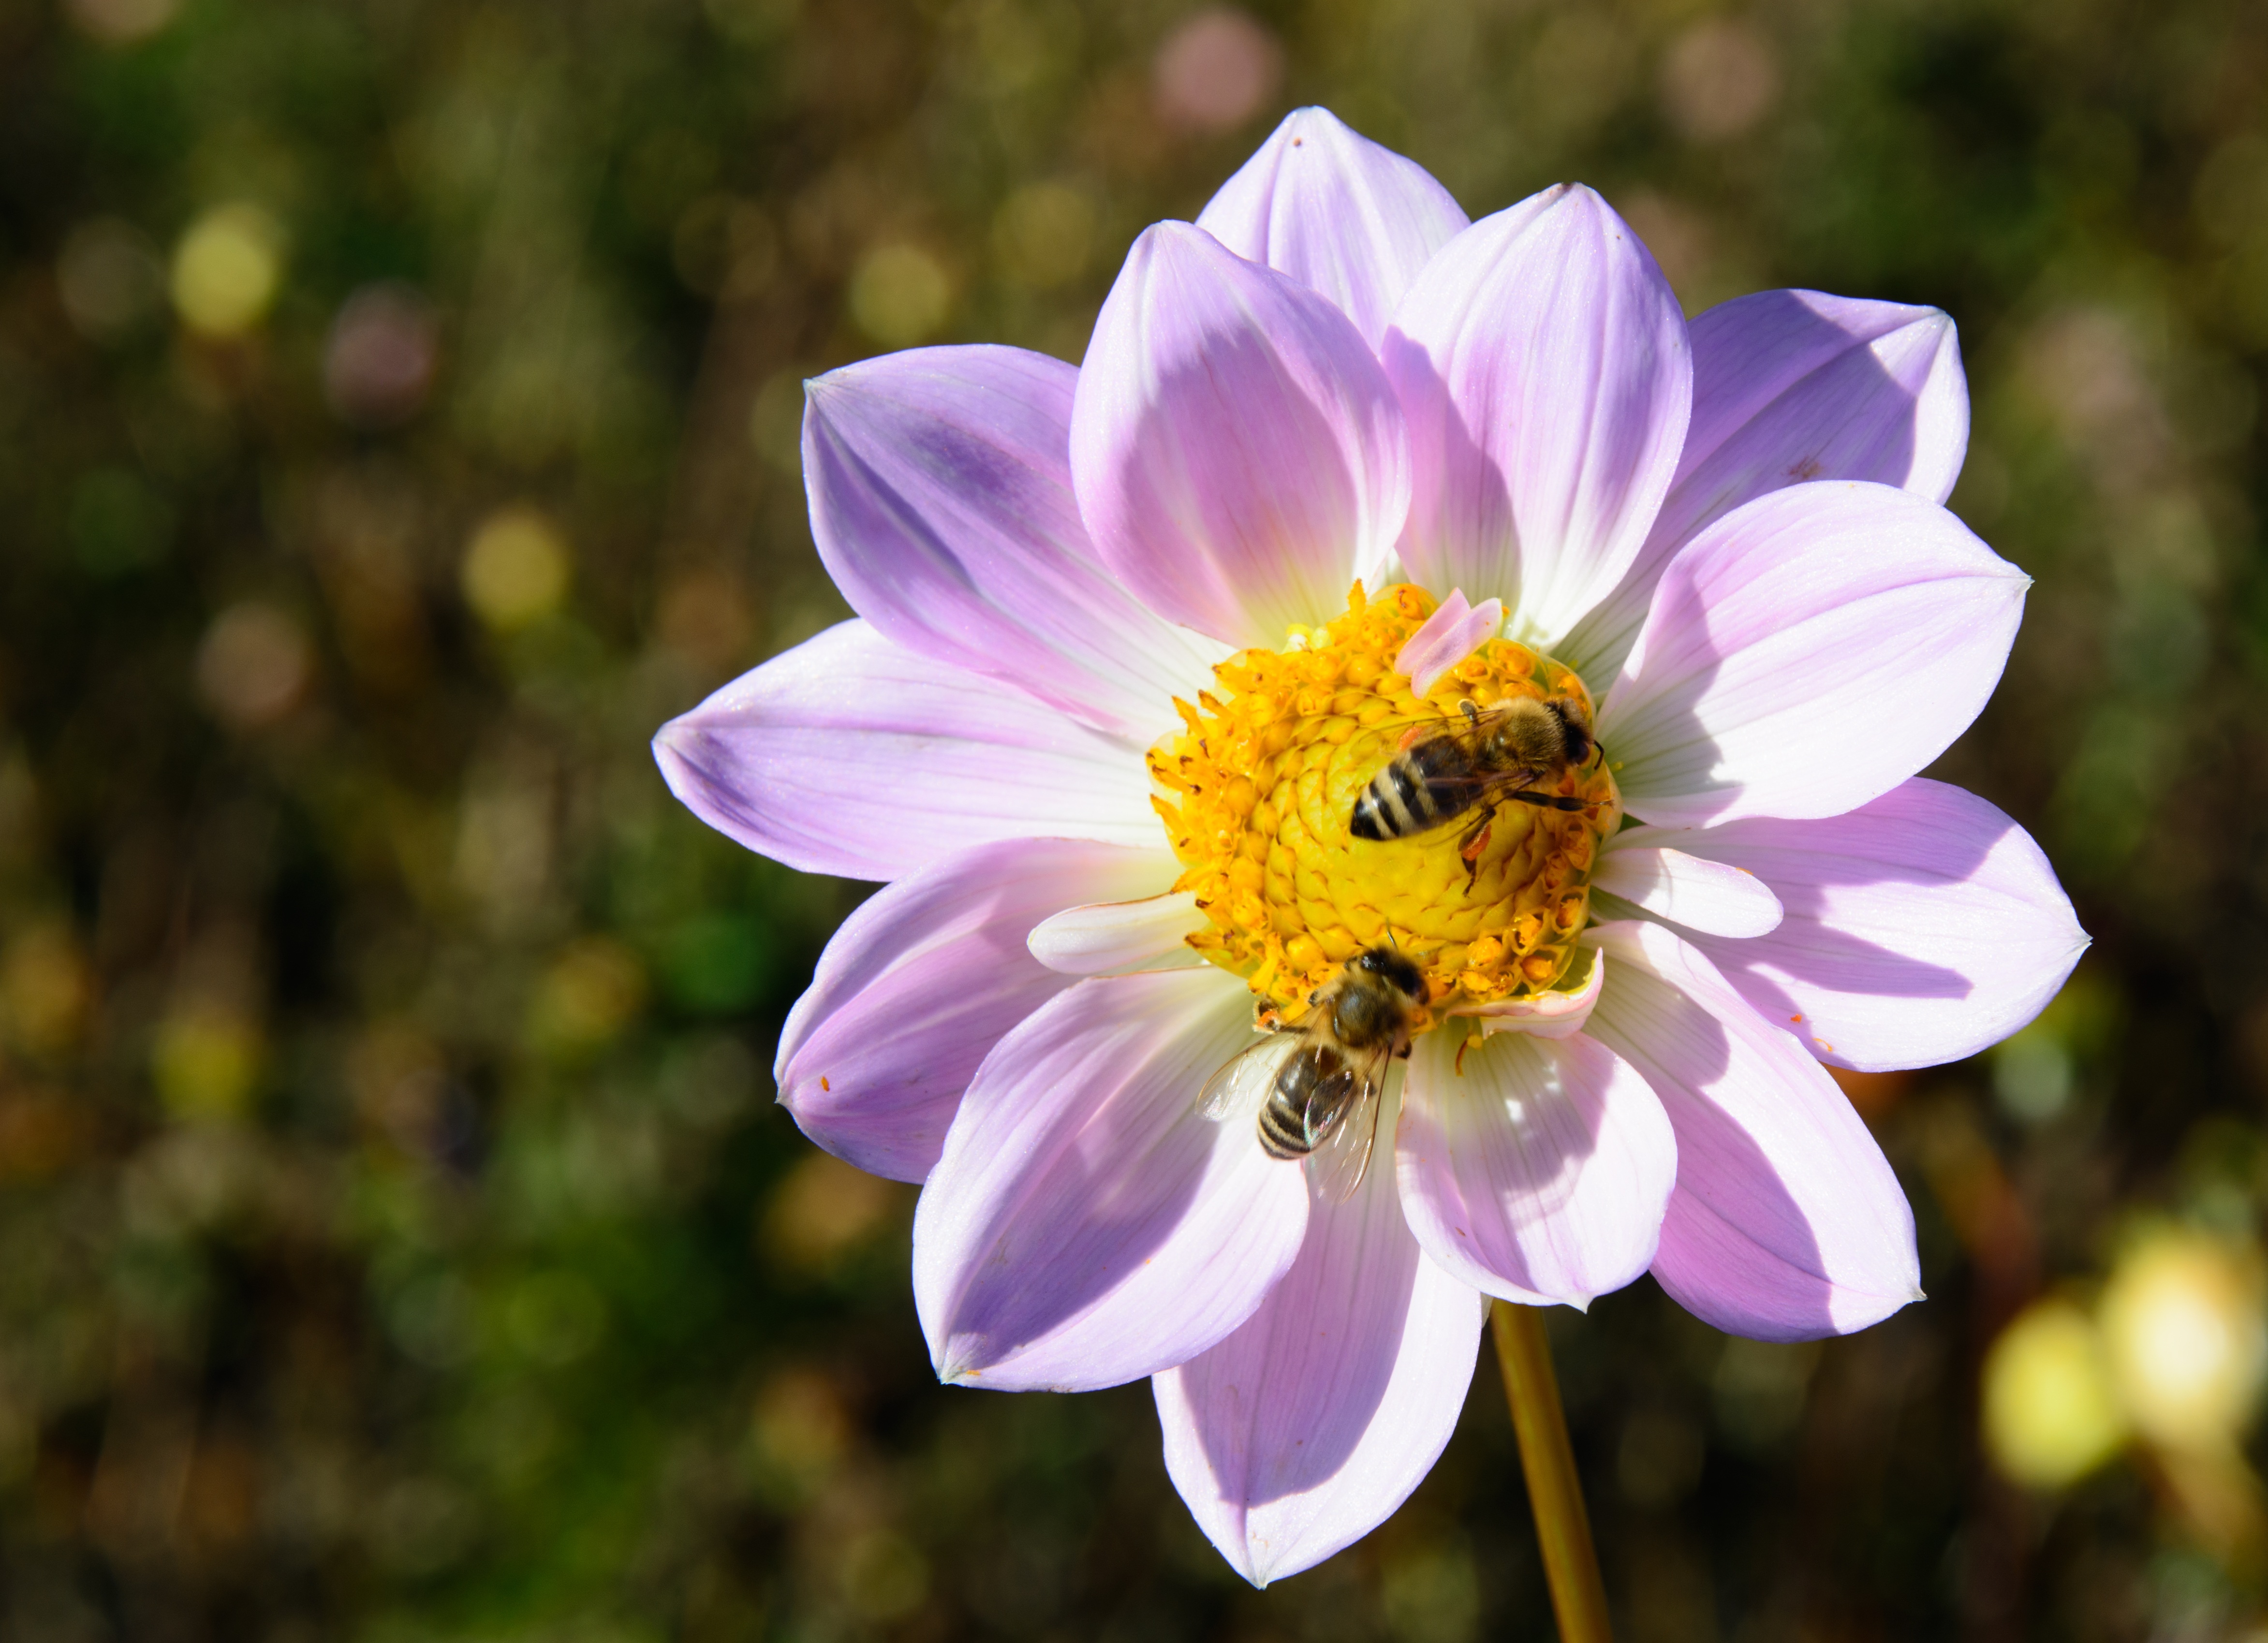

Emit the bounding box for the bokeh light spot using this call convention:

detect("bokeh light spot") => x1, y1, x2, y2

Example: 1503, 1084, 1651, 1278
839, 1528, 930, 1622
63, 0, 179, 44
1152, 8, 1284, 136
749, 1365, 850, 1498
195, 603, 313, 731
324, 283, 440, 429
528, 937, 647, 1054
2101, 1229, 2268, 1452
763, 1152, 905, 1275
993, 182, 1096, 289
848, 242, 953, 346
170, 204, 287, 339
1659, 18, 1782, 142
1984, 1298, 2128, 1489
1, 925, 92, 1059
461, 507, 572, 631
56, 219, 164, 340
152, 1007, 264, 1124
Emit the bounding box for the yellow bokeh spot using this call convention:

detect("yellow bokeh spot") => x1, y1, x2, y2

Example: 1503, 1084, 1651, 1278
527, 937, 647, 1054
152, 1007, 264, 1123
762, 1151, 905, 1275
749, 1364, 850, 1499
171, 203, 285, 338
1982, 1298, 2128, 1489
0, 924, 91, 1057
2101, 1226, 2268, 1451
1154, 583, 1618, 1024
848, 242, 951, 346
993, 182, 1096, 289
461, 506, 572, 631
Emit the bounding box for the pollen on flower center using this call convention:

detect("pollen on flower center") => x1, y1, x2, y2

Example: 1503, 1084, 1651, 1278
1149, 583, 1621, 1027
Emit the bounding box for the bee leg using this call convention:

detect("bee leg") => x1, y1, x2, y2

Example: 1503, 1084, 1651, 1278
1458, 699, 1481, 728
1458, 814, 1492, 892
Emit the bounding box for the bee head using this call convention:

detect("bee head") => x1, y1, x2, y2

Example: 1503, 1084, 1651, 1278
1544, 696, 1594, 767
1350, 945, 1427, 1003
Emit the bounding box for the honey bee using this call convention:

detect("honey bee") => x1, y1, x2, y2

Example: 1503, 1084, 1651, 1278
1198, 945, 1427, 1200
1349, 694, 1596, 869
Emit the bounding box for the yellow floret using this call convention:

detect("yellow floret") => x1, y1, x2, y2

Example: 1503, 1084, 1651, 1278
1158, 583, 1620, 1027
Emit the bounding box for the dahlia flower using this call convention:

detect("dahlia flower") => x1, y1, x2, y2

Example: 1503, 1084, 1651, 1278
655, 108, 2086, 1585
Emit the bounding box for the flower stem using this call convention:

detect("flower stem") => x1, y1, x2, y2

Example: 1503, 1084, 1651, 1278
1491, 1299, 1614, 1643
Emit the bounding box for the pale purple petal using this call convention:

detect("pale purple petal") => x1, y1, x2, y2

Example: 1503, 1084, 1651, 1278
1583, 920, 1922, 1341
1395, 588, 1503, 697
1396, 1025, 1676, 1308
804, 345, 1224, 741
1028, 890, 1208, 976
1385, 184, 1691, 652
1196, 106, 1471, 351
1592, 838, 1784, 938
913, 969, 1310, 1392
653, 620, 1159, 881
1665, 778, 2090, 1071
777, 840, 1180, 1183
1156, 1155, 1485, 1587
1565, 291, 1970, 681
1071, 222, 1413, 647
1597, 482, 2029, 828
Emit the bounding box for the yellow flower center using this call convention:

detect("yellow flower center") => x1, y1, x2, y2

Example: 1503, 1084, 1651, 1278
1149, 584, 1621, 1029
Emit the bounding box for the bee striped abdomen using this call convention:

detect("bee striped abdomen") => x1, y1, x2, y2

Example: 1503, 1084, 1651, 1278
1350, 738, 1466, 841
1258, 1047, 1350, 1159
1256, 1088, 1313, 1159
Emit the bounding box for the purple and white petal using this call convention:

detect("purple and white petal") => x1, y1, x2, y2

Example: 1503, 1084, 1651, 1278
1664, 779, 2089, 1071
1386, 184, 1691, 653
1566, 292, 1969, 681
1598, 482, 2029, 828
1396, 1025, 1676, 1308
804, 345, 1225, 740
777, 839, 1179, 1184
1582, 920, 1922, 1341
914, 969, 1310, 1392
653, 620, 1159, 881
1028, 890, 1208, 976
1396, 588, 1504, 697
1196, 106, 1471, 352
1156, 1149, 1486, 1588
1072, 222, 1412, 647
1593, 836, 1784, 938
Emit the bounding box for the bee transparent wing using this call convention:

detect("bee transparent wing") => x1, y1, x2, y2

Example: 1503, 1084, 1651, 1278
1341, 719, 1423, 791
1305, 1054, 1389, 1203
1435, 765, 1546, 800
1197, 1035, 1293, 1124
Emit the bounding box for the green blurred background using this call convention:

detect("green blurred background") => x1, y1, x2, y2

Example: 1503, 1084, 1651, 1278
2, 0, 2266, 1636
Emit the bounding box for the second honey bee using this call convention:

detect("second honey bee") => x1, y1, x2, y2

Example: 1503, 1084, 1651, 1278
1199, 945, 1427, 1201
1349, 693, 1596, 860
